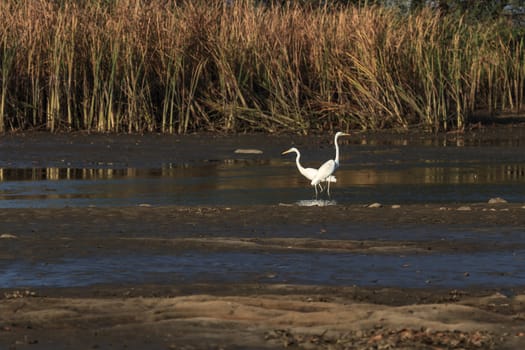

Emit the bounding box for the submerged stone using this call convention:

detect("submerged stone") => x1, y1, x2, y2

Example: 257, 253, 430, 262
234, 148, 263, 154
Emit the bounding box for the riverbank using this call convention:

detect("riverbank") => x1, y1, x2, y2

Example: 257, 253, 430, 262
2, 204, 525, 349
2, 129, 525, 349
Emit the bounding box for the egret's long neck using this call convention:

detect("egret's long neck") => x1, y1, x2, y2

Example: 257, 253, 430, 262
334, 135, 341, 167
295, 151, 305, 172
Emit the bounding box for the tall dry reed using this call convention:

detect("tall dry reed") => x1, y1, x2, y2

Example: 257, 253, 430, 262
0, 0, 523, 134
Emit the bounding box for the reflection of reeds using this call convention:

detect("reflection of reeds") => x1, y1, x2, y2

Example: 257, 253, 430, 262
0, 1, 523, 133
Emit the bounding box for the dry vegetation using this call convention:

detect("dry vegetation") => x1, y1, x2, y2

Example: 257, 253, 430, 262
0, 0, 523, 134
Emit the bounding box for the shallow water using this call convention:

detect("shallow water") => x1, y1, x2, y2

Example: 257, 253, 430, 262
3, 250, 525, 289
0, 158, 525, 207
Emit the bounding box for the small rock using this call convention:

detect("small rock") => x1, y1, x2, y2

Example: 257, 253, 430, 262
457, 206, 472, 211
391, 204, 401, 209
368, 203, 382, 208
138, 203, 152, 207
488, 197, 507, 204
0, 233, 17, 239
234, 148, 263, 154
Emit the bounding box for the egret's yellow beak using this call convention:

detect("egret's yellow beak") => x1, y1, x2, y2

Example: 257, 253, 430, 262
281, 149, 293, 155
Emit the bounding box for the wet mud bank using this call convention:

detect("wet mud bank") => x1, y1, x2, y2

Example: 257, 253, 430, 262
2, 204, 525, 251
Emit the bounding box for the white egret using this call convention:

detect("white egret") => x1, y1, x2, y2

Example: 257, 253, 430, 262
282, 147, 336, 198
311, 131, 350, 196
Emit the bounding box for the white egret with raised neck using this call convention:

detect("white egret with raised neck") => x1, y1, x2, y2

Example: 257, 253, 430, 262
310, 131, 350, 196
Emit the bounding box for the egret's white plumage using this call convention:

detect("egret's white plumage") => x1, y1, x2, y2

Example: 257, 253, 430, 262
282, 147, 336, 197
311, 131, 350, 196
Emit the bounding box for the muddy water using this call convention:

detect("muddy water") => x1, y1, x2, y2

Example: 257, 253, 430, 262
0, 163, 524, 207
2, 130, 525, 289
4, 250, 525, 289
1, 149, 525, 207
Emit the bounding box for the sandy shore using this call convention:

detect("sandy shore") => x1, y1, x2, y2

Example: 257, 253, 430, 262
3, 284, 525, 349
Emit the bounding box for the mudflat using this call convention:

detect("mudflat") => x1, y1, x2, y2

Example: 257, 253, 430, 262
2, 131, 525, 349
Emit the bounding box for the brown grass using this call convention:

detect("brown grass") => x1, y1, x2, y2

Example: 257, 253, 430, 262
0, 0, 523, 133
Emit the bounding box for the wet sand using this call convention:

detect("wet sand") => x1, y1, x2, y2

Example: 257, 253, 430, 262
2, 131, 525, 349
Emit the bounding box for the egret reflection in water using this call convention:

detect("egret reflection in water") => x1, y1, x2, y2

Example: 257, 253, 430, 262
295, 199, 337, 207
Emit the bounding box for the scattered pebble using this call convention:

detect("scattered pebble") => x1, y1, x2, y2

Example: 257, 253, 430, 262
0, 233, 17, 239
488, 197, 508, 204
368, 202, 382, 208
261, 328, 445, 350
457, 206, 472, 211
4, 290, 37, 299
391, 204, 401, 209
138, 203, 152, 207
234, 148, 263, 154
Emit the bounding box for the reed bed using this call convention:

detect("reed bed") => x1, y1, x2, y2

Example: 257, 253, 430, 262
0, 0, 523, 134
